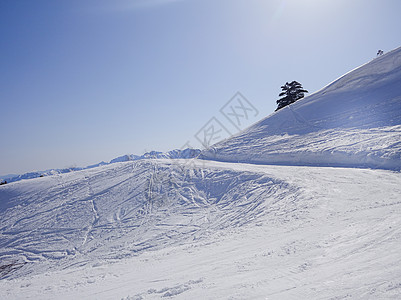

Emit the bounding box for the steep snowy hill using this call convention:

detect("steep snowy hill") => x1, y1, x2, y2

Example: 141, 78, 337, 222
201, 47, 401, 170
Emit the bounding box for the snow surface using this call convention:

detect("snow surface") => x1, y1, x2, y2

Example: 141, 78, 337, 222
200, 47, 401, 170
1, 48, 401, 299
1, 159, 401, 299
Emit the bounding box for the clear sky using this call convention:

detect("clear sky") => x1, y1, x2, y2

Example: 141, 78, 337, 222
1, 0, 401, 175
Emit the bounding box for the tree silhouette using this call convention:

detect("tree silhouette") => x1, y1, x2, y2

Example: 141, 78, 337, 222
276, 81, 308, 111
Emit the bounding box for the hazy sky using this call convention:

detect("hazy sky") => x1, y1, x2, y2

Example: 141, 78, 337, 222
1, 0, 401, 175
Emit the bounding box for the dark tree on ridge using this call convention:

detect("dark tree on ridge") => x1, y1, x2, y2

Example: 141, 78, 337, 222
276, 81, 308, 111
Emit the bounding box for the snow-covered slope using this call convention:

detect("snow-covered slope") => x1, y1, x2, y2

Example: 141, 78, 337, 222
1, 49, 401, 299
201, 47, 401, 170
0, 159, 292, 277
1, 159, 401, 299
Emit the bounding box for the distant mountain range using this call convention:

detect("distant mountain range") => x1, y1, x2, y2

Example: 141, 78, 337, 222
1, 148, 200, 184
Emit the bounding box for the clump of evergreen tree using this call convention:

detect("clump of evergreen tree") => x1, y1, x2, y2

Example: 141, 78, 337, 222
276, 81, 308, 111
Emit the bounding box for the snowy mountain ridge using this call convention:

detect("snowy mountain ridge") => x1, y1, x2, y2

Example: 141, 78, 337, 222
1, 148, 200, 184
200, 46, 401, 170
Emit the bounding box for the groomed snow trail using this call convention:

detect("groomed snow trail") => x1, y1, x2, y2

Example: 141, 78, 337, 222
1, 159, 400, 299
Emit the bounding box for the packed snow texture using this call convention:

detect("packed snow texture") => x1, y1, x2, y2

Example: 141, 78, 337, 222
1, 159, 296, 274
1, 160, 401, 299
200, 47, 401, 170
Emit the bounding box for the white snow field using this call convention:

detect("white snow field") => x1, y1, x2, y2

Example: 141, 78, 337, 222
201, 47, 401, 170
1, 160, 401, 299
1, 47, 401, 299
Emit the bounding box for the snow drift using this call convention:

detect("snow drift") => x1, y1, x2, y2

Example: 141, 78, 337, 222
200, 47, 401, 170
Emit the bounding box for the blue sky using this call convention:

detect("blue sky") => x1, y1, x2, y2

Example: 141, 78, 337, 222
1, 0, 401, 175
